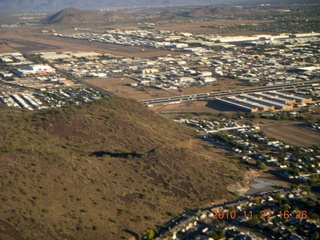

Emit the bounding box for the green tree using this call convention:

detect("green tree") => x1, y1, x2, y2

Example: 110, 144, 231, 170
209, 231, 219, 239
256, 160, 266, 170
145, 229, 155, 240
305, 185, 311, 193
248, 215, 260, 227
218, 230, 225, 238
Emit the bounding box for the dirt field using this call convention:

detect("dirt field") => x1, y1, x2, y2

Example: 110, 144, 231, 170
259, 120, 320, 147
152, 101, 250, 118
86, 77, 246, 100
85, 77, 177, 100
150, 100, 221, 114
152, 20, 273, 35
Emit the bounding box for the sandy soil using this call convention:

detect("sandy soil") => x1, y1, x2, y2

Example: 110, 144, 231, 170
258, 120, 320, 148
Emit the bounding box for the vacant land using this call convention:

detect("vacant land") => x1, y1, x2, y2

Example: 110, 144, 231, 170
260, 120, 320, 147
152, 20, 273, 35
85, 77, 177, 100
86, 77, 245, 101
150, 100, 223, 114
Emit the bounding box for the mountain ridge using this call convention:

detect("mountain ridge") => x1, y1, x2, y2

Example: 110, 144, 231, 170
185, 6, 243, 17
40, 8, 133, 24
0, 0, 317, 14
0, 0, 214, 14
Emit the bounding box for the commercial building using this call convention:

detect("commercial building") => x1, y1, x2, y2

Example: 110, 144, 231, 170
14, 64, 56, 76
216, 91, 312, 112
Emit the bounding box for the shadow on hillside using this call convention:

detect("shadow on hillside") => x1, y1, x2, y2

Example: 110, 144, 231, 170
123, 229, 140, 239
91, 148, 157, 158
91, 151, 143, 158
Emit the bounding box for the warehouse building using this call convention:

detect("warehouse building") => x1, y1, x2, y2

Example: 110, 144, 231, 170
216, 91, 312, 112
14, 64, 56, 76
267, 91, 313, 104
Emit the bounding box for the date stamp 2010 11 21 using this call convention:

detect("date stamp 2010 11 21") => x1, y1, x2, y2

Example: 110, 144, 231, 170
211, 209, 308, 221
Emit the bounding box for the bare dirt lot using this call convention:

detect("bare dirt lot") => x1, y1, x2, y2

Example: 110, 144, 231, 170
86, 77, 246, 101
258, 120, 320, 147
150, 100, 223, 114
85, 77, 177, 99
150, 99, 253, 116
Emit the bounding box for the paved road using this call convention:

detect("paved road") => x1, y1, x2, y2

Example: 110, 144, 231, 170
159, 188, 290, 239
139, 79, 320, 106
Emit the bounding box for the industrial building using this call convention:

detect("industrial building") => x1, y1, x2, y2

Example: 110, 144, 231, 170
216, 91, 312, 112
14, 64, 56, 76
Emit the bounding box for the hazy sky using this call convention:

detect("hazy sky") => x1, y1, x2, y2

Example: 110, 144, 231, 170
0, 0, 316, 13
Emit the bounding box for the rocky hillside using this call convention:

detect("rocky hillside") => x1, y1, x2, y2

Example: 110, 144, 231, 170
185, 6, 243, 17
40, 8, 133, 24
0, 0, 221, 14
40, 8, 103, 24
0, 97, 243, 239
105, 10, 134, 21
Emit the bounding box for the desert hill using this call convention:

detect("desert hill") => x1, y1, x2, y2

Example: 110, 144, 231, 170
0, 97, 243, 239
158, 6, 243, 19
41, 8, 133, 25
160, 9, 178, 18
40, 8, 105, 24
105, 10, 134, 21
185, 6, 242, 17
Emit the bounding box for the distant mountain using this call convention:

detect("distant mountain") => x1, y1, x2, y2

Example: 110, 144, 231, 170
0, 0, 220, 14
40, 8, 104, 24
160, 9, 178, 18
40, 8, 133, 24
160, 9, 181, 19
0, 0, 317, 14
